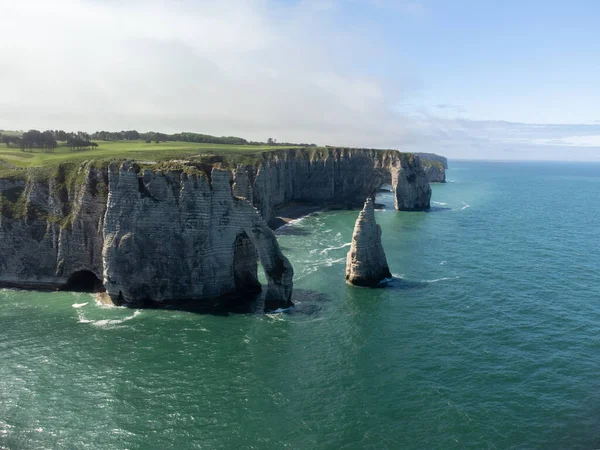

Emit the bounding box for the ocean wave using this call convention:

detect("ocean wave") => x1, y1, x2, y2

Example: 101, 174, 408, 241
78, 310, 142, 326
270, 306, 294, 314
325, 257, 346, 266
461, 202, 470, 210
440, 261, 447, 265
71, 302, 88, 308
432, 201, 448, 206
265, 312, 287, 321
278, 211, 323, 229
424, 276, 460, 283
319, 242, 351, 254
94, 297, 126, 309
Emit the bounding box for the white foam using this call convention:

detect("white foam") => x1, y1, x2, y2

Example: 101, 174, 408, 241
94, 298, 125, 309
276, 210, 323, 230
432, 201, 447, 206
424, 276, 460, 283
265, 313, 286, 321
78, 310, 142, 326
319, 242, 351, 254
71, 302, 88, 308
460, 202, 470, 210
440, 261, 447, 265
325, 257, 346, 266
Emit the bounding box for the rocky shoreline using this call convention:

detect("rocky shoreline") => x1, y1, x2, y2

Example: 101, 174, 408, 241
0, 147, 437, 311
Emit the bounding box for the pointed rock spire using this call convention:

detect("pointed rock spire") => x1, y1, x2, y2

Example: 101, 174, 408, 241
345, 197, 391, 287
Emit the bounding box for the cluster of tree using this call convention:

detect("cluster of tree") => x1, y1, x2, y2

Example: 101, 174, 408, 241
266, 137, 317, 147
67, 137, 98, 151
1, 128, 319, 149
1, 134, 23, 149
0, 130, 100, 152
0, 130, 57, 152
91, 130, 140, 141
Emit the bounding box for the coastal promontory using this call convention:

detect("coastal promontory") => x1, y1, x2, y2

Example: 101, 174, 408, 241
0, 143, 434, 310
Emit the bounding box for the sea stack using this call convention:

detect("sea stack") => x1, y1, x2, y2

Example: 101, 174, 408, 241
345, 197, 392, 287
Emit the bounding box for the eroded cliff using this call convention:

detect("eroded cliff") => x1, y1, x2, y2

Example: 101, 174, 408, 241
237, 148, 431, 220
416, 153, 448, 183
0, 147, 433, 310
0, 162, 293, 311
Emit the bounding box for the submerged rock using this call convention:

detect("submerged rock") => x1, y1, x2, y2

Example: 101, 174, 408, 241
345, 197, 391, 287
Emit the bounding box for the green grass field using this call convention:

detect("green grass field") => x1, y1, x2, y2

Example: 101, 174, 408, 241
0, 140, 299, 178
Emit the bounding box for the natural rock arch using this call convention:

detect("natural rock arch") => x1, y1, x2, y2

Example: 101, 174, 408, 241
237, 204, 294, 311
233, 232, 261, 294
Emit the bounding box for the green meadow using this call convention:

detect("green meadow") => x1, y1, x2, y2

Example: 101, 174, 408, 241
0, 140, 298, 178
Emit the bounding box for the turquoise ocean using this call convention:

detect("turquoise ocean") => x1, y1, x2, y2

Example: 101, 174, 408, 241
1, 161, 600, 449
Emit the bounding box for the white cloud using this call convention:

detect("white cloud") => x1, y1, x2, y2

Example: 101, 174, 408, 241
1, 0, 600, 160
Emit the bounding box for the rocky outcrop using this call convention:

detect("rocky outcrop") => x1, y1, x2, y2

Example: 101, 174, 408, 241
103, 164, 293, 310
239, 148, 431, 220
0, 163, 293, 311
346, 197, 391, 287
0, 163, 108, 290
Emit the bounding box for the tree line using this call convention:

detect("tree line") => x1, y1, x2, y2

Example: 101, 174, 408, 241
0, 130, 98, 152
0, 129, 318, 149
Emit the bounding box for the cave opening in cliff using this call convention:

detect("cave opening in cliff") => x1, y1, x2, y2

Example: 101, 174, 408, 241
63, 270, 105, 293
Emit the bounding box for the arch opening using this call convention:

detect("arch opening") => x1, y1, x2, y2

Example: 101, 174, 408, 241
63, 270, 105, 293
233, 232, 262, 295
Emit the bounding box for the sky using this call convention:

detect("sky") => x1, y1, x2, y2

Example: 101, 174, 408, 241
1, 0, 599, 160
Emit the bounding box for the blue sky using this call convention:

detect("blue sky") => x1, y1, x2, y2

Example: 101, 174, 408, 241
1, 0, 599, 160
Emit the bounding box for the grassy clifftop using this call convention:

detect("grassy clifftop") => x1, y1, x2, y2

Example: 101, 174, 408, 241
0, 140, 295, 178
0, 140, 418, 181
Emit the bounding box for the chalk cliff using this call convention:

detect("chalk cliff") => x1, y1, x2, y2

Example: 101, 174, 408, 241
422, 162, 446, 183
240, 148, 431, 220
346, 197, 391, 287
416, 153, 448, 183
102, 164, 293, 310
416, 153, 448, 169
0, 162, 293, 311
0, 147, 432, 309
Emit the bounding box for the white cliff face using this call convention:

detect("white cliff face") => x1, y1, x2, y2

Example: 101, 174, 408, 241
250, 149, 432, 220
422, 164, 446, 183
0, 147, 432, 308
0, 163, 107, 289
102, 164, 293, 310
0, 163, 293, 311
345, 197, 391, 287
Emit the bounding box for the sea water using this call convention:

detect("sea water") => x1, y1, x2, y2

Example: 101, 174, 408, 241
1, 161, 600, 449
